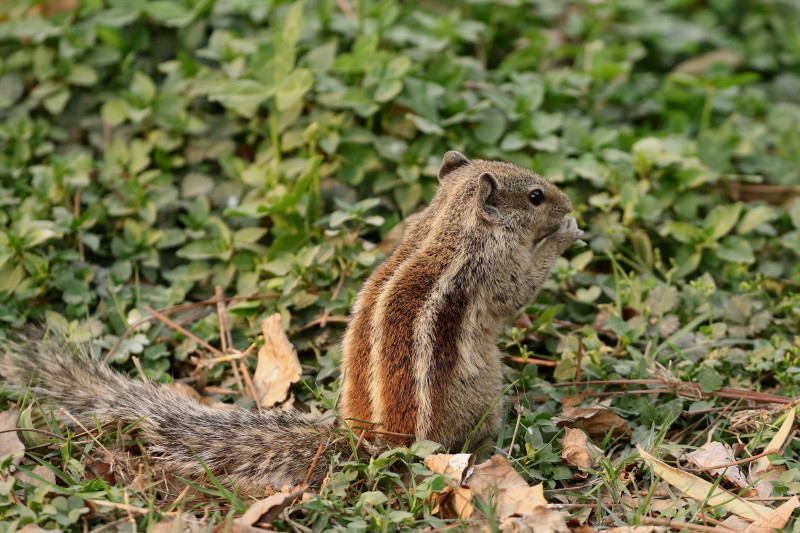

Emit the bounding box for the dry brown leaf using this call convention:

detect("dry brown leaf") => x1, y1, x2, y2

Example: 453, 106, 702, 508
15, 464, 56, 487
17, 525, 62, 533
717, 515, 751, 531
747, 406, 795, 499
751, 407, 795, 475
561, 428, 602, 471
672, 49, 742, 75
621, 493, 685, 514
496, 507, 570, 533
424, 453, 474, 483
637, 445, 772, 522
744, 495, 800, 532
235, 491, 301, 529
750, 466, 785, 500
465, 456, 548, 519
163, 382, 203, 401
150, 515, 207, 533
0, 408, 24, 472
253, 314, 302, 408
555, 404, 630, 440
376, 218, 410, 254
686, 440, 749, 491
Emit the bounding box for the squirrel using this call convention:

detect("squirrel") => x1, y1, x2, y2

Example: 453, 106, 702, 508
2, 151, 582, 496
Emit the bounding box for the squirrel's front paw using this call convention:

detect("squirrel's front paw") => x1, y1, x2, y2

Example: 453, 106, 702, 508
551, 217, 583, 248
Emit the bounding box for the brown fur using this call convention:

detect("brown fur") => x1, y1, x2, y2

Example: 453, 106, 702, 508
340, 151, 582, 451
2, 152, 582, 495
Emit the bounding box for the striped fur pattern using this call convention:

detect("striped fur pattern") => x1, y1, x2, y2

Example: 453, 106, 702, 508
2, 335, 349, 496
340, 151, 582, 450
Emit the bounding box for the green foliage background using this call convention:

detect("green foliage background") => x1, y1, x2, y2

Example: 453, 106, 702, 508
2, 0, 800, 530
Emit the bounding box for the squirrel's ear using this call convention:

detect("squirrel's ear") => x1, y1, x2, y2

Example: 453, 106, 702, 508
477, 172, 500, 221
439, 151, 470, 182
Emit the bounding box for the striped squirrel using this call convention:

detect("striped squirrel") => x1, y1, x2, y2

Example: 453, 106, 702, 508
2, 152, 582, 496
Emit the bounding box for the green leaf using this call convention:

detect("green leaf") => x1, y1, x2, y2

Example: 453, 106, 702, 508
66, 64, 98, 86
716, 236, 755, 264
664, 221, 700, 244
409, 440, 442, 458
208, 79, 274, 118
282, 1, 305, 46
703, 202, 742, 240
130, 72, 156, 102
738, 205, 777, 234
698, 365, 724, 393
101, 99, 128, 126
143, 2, 193, 27
44, 89, 70, 114
233, 227, 267, 244
358, 491, 388, 507
781, 230, 800, 254
788, 198, 800, 229
276, 68, 313, 111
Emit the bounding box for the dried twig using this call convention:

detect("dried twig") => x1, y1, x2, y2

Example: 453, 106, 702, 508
142, 306, 223, 357
302, 443, 326, 487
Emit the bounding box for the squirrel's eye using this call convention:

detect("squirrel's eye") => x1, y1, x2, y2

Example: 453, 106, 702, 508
529, 189, 544, 206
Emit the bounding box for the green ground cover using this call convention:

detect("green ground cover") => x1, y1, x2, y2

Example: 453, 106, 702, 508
1, 0, 800, 530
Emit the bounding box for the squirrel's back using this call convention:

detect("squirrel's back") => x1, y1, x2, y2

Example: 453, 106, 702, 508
340, 151, 578, 450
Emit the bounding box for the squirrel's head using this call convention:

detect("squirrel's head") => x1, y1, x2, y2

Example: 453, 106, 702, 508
437, 151, 573, 243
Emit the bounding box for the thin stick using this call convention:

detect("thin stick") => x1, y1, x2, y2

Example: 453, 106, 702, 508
215, 286, 228, 353
302, 443, 326, 487
73, 191, 84, 263
575, 337, 584, 394
239, 361, 261, 411
320, 267, 348, 328
301, 315, 349, 330
131, 355, 146, 382
143, 306, 223, 357
640, 516, 737, 533
506, 404, 523, 456
683, 449, 773, 472
197, 341, 257, 369
335, 0, 355, 18
60, 409, 115, 463
104, 293, 280, 361
507, 356, 557, 367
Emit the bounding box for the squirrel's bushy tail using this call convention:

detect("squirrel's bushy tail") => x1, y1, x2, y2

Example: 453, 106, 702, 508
2, 332, 347, 495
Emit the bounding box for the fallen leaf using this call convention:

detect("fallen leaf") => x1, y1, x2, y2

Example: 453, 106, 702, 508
751, 407, 794, 474
555, 404, 630, 440
17, 525, 62, 533
637, 445, 773, 522
464, 456, 548, 519
15, 464, 56, 487
750, 466, 785, 500
672, 49, 742, 75
497, 507, 570, 532
235, 491, 301, 528
376, 218, 411, 254
686, 440, 749, 492
253, 314, 302, 408
744, 496, 800, 532
748, 407, 795, 499
150, 515, 207, 533
424, 453, 474, 483
717, 516, 752, 531
0, 408, 25, 471
561, 428, 602, 471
